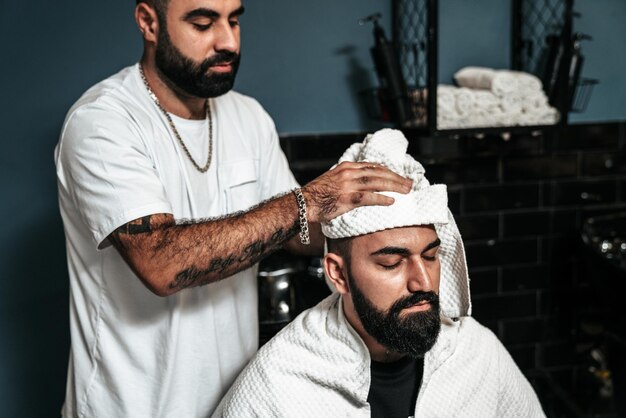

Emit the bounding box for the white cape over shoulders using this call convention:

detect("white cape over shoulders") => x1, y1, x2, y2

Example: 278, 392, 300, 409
214, 294, 545, 418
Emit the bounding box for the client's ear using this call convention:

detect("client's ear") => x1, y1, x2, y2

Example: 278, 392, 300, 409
323, 253, 349, 294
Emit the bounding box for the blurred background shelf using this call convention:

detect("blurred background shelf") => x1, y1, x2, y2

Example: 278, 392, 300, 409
374, 0, 597, 137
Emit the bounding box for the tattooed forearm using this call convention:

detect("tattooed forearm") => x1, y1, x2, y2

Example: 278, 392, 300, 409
115, 216, 153, 235
168, 224, 298, 291
107, 193, 308, 296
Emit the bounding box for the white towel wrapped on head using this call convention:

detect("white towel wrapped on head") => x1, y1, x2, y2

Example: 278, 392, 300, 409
322, 129, 450, 238
321, 128, 471, 320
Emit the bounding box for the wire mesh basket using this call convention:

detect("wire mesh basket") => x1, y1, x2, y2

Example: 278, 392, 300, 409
571, 77, 598, 113
359, 87, 427, 127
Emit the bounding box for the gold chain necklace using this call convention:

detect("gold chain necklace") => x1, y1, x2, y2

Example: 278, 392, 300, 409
139, 64, 213, 173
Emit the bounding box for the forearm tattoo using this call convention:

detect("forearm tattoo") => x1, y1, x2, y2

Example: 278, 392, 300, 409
114, 216, 153, 235
108, 195, 301, 293
169, 224, 298, 291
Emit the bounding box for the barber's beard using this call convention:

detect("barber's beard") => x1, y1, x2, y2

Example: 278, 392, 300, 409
348, 269, 441, 358
155, 27, 240, 98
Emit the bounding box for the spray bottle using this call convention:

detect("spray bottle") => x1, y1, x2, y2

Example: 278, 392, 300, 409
567, 33, 591, 110
360, 13, 410, 125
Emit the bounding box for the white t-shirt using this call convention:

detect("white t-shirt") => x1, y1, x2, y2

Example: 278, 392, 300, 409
55, 64, 298, 417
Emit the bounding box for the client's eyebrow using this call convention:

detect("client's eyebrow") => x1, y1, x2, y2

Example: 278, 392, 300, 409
370, 247, 410, 257
370, 238, 441, 257
230, 6, 246, 18
421, 238, 441, 254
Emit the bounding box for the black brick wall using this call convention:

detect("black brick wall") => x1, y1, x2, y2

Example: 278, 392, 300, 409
280, 122, 626, 415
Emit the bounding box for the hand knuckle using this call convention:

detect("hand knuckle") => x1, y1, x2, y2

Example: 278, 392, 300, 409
351, 192, 364, 204
337, 170, 351, 182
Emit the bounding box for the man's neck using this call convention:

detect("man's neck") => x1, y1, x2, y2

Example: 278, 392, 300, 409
140, 59, 207, 120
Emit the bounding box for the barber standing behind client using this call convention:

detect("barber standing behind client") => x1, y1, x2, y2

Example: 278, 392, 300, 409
54, 1, 412, 417
214, 129, 546, 417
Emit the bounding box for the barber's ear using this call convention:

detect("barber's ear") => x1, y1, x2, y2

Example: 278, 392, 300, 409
323, 253, 349, 294
135, 2, 159, 43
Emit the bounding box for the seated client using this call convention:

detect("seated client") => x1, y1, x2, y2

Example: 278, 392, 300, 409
214, 129, 545, 417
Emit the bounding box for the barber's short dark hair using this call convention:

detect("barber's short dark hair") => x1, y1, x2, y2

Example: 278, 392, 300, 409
136, 1, 169, 14
136, 0, 167, 5
136, 0, 169, 25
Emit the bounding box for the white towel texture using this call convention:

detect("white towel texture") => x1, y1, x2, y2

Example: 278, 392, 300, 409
435, 66, 559, 129
321, 128, 471, 320
213, 294, 547, 417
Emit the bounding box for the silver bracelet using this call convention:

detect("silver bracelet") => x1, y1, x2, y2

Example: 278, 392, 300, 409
293, 188, 310, 245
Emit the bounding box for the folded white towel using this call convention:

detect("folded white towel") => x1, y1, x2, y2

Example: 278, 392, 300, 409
500, 94, 523, 114
496, 112, 521, 127
521, 90, 549, 114
453, 67, 496, 90
434, 79, 558, 129
437, 85, 465, 128
512, 71, 543, 94
454, 87, 475, 117
473, 90, 500, 114
519, 107, 560, 126
437, 85, 457, 116
454, 67, 545, 98
437, 87, 497, 129
454, 67, 519, 97
470, 113, 498, 128
437, 116, 464, 130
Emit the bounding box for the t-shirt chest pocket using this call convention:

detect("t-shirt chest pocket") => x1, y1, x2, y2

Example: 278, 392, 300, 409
218, 159, 261, 213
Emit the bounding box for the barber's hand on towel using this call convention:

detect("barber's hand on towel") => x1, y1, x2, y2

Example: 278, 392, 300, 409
302, 162, 413, 223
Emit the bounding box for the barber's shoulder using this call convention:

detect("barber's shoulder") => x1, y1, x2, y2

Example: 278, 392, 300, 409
68, 66, 137, 113
63, 66, 141, 129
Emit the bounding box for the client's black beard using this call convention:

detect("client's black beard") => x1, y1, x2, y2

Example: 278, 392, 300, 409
349, 273, 441, 358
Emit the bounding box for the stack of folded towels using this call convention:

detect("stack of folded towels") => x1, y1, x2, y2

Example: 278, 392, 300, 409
436, 66, 560, 129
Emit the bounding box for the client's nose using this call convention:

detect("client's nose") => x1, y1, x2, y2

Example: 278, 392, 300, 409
407, 258, 433, 293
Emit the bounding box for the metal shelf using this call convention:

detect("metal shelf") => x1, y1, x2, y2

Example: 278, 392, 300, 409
402, 124, 557, 139
392, 0, 574, 137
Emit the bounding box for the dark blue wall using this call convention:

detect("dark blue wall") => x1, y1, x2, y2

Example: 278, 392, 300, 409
236, 0, 391, 134
571, 1, 626, 122
0, 3, 140, 417
239, 0, 626, 133
1, 1, 624, 416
